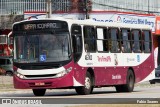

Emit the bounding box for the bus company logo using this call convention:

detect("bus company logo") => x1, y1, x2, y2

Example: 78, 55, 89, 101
97, 56, 111, 62
1, 99, 42, 105
85, 53, 92, 60
116, 16, 122, 23
2, 99, 11, 104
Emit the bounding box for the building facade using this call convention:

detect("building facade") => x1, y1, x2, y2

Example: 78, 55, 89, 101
92, 0, 160, 14
0, 0, 160, 15
0, 0, 71, 15
0, 0, 160, 30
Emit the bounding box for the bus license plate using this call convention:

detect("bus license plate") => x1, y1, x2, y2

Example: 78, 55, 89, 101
35, 82, 45, 86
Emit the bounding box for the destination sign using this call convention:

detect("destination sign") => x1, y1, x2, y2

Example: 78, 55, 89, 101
24, 23, 60, 30
13, 20, 68, 31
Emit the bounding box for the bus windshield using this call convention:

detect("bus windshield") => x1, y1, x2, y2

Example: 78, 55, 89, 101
14, 32, 71, 63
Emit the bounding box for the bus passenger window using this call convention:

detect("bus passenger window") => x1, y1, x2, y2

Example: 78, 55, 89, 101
143, 30, 151, 53
132, 30, 141, 53
121, 29, 131, 53
103, 29, 109, 52
104, 41, 109, 52
83, 26, 96, 52
109, 28, 120, 53
96, 28, 108, 52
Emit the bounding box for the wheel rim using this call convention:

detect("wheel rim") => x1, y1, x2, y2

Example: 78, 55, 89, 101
85, 77, 91, 89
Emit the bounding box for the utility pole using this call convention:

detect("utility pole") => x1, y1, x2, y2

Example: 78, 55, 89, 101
85, 0, 89, 19
46, 0, 52, 18
148, 0, 150, 13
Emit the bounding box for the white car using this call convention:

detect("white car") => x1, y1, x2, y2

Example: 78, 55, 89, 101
0, 57, 13, 76
149, 66, 160, 84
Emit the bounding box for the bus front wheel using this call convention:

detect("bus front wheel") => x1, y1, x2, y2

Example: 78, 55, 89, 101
75, 72, 93, 95
32, 89, 46, 96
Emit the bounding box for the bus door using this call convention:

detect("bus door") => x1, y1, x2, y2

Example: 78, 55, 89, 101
71, 24, 83, 62
71, 24, 84, 81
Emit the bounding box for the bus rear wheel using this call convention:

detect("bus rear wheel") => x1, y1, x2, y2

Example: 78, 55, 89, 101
75, 72, 93, 95
115, 69, 135, 92
32, 89, 46, 96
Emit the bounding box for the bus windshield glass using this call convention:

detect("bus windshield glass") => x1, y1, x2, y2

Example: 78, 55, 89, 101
14, 32, 71, 63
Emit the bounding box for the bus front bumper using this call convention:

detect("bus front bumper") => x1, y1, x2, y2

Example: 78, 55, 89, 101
13, 74, 74, 89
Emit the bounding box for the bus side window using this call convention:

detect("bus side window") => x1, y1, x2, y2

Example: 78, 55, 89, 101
109, 28, 120, 53
143, 30, 152, 53
131, 30, 141, 53
96, 27, 108, 52
83, 26, 96, 52
121, 29, 131, 53
103, 28, 109, 52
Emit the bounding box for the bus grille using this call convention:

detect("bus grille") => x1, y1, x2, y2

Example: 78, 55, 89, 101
25, 74, 57, 78
20, 64, 60, 70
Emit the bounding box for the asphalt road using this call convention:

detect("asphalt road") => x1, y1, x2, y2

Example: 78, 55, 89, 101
0, 85, 160, 98
0, 76, 160, 106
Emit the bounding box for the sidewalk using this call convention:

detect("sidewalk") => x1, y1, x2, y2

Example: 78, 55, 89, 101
0, 76, 14, 91
0, 76, 13, 84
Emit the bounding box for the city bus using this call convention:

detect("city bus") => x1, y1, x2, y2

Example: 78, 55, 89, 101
12, 18, 155, 96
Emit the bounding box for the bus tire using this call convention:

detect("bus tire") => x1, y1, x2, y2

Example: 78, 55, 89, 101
124, 69, 135, 92
115, 69, 135, 92
75, 72, 93, 95
32, 89, 46, 96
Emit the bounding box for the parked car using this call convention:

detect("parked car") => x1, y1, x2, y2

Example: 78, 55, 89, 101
0, 57, 13, 76
149, 66, 160, 84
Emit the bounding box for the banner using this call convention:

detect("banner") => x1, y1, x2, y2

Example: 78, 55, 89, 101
90, 12, 156, 32
155, 16, 160, 35
0, 98, 160, 104
24, 11, 156, 32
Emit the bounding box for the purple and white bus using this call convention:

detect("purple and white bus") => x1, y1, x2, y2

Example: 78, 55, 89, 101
12, 18, 155, 96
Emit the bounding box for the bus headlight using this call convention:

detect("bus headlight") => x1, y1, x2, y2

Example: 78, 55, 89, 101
15, 72, 25, 79
56, 67, 72, 77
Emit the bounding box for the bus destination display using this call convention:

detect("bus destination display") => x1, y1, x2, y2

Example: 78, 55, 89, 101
13, 20, 67, 31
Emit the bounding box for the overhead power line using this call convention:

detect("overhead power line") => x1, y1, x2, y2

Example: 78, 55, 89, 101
92, 1, 160, 14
